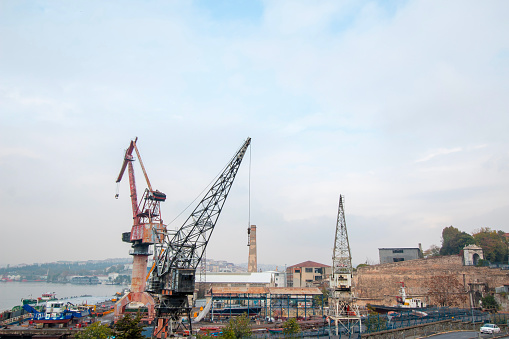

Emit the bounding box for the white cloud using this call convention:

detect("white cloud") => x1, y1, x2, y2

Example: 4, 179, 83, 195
0, 147, 41, 161
416, 147, 463, 163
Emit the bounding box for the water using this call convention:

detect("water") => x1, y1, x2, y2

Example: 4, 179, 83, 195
0, 281, 127, 311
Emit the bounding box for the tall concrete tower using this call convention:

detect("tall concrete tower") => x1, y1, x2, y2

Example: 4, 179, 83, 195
248, 225, 257, 272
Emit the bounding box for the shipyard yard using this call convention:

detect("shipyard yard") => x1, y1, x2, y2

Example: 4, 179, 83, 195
1, 138, 508, 338
2, 0, 509, 338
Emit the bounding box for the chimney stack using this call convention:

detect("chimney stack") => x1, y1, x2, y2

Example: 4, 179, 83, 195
248, 225, 257, 272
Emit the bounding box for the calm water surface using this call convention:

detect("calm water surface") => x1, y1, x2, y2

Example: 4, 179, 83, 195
0, 282, 127, 311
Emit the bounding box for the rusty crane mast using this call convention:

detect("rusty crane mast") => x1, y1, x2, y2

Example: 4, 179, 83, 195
114, 138, 167, 322
328, 195, 361, 335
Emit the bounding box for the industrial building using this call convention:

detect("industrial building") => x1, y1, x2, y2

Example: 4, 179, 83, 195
378, 247, 422, 264
286, 261, 331, 288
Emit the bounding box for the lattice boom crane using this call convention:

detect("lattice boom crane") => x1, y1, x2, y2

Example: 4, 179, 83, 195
331, 195, 353, 294
328, 195, 361, 335
148, 137, 251, 338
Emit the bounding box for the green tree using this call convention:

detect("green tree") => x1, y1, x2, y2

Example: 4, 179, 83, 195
473, 228, 508, 263
282, 318, 301, 336
365, 311, 387, 332
439, 226, 475, 255
114, 312, 145, 339
314, 287, 329, 307
74, 322, 113, 339
221, 313, 252, 339
114, 275, 131, 284
481, 295, 500, 312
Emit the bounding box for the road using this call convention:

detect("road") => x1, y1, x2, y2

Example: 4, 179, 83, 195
429, 331, 509, 339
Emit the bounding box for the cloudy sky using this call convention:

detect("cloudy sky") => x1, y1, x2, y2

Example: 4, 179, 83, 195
1, 0, 508, 268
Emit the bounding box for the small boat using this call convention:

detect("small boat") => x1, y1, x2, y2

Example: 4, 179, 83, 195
21, 297, 39, 305
368, 282, 427, 314
24, 301, 73, 325
21, 292, 56, 306
23, 300, 90, 325
39, 292, 57, 301
69, 305, 91, 318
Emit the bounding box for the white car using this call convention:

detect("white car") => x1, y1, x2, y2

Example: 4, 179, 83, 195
480, 324, 500, 334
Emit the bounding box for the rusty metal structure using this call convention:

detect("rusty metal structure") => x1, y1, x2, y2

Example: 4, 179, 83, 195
114, 137, 166, 323
148, 137, 251, 338
328, 195, 361, 336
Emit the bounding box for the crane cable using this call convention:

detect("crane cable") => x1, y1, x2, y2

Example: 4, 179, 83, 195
248, 141, 251, 229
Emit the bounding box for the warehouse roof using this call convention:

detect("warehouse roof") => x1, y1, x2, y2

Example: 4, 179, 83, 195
208, 286, 323, 296
268, 287, 323, 295
209, 286, 268, 295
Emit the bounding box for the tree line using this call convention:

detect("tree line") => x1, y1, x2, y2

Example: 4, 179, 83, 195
424, 226, 508, 263
75, 312, 302, 339
0, 259, 131, 282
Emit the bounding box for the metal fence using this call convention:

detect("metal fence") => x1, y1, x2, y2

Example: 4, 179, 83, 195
363, 307, 493, 333
247, 308, 503, 339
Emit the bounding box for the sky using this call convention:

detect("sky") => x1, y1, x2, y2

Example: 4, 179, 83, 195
1, 0, 508, 268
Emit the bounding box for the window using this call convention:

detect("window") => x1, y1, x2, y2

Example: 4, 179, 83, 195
315, 276, 322, 281
392, 249, 403, 253
393, 258, 404, 262
294, 268, 301, 273
314, 268, 322, 274
305, 268, 313, 273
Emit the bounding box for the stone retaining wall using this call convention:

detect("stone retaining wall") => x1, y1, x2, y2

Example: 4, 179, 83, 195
353, 256, 509, 308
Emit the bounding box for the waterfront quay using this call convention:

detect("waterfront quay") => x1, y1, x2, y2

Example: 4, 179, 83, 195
0, 328, 76, 339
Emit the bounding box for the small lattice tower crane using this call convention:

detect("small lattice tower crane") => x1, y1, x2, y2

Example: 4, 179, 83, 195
328, 195, 361, 336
